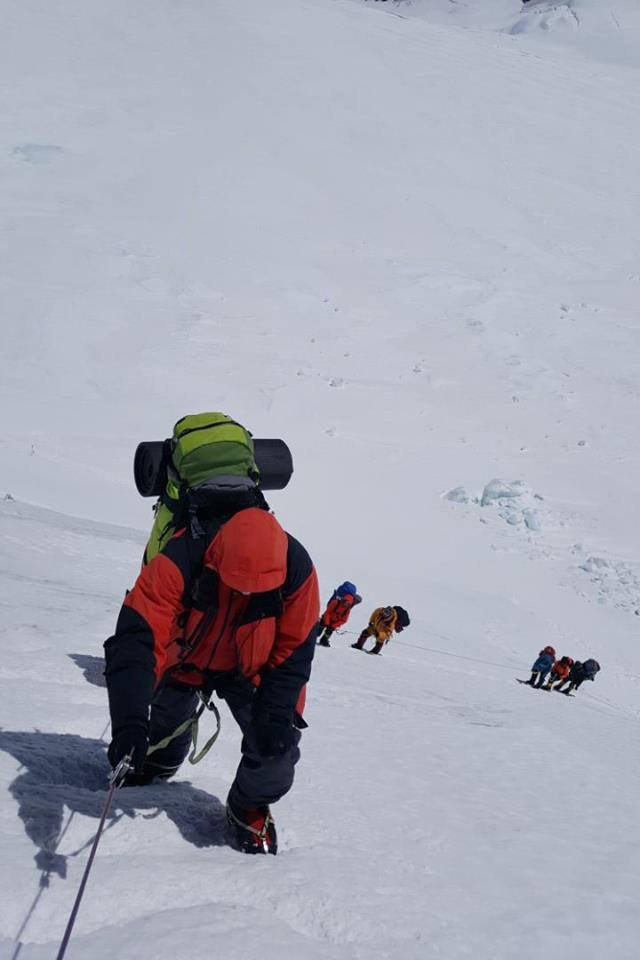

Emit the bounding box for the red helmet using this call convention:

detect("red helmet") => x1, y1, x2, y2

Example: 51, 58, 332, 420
543, 645, 556, 657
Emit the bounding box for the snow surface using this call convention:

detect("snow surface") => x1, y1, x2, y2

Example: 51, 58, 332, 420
1, 0, 640, 957
357, 0, 640, 68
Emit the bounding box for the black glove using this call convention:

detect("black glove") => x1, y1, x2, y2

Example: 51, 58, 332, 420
108, 725, 149, 778
251, 710, 295, 759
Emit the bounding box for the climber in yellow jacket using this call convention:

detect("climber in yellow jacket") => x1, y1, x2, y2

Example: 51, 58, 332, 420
351, 605, 410, 655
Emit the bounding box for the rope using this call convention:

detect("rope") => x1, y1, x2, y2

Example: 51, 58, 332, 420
336, 628, 523, 672
54, 753, 132, 960
11, 720, 114, 959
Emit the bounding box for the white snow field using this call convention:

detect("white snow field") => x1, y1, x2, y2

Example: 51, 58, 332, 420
357, 0, 640, 68
1, 0, 640, 958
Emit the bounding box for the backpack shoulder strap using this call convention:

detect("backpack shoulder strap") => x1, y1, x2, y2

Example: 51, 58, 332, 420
160, 516, 226, 610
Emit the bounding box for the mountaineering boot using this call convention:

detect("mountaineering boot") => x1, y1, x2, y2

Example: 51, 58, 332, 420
318, 635, 331, 647
226, 797, 278, 855
369, 641, 384, 655
351, 631, 368, 650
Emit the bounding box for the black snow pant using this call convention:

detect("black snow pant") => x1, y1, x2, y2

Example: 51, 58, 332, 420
317, 625, 334, 646
352, 630, 385, 654
352, 628, 371, 649
142, 679, 302, 808
528, 670, 548, 688
557, 678, 584, 693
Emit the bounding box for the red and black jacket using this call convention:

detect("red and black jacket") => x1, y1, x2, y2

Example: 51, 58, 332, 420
321, 595, 355, 629
105, 516, 319, 737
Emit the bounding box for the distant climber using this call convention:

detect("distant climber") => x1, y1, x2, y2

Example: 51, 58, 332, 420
542, 655, 573, 690
317, 582, 362, 647
554, 658, 600, 695
351, 605, 410, 655
525, 646, 556, 687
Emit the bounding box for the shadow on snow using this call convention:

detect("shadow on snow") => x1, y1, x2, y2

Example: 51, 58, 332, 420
67, 653, 108, 688
0, 729, 227, 882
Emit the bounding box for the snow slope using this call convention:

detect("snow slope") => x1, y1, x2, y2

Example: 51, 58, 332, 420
357, 0, 640, 68
1, 0, 640, 957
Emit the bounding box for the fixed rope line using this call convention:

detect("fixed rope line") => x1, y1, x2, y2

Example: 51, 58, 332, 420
338, 631, 629, 721
336, 629, 522, 672
54, 698, 221, 958
11, 720, 114, 960
54, 752, 132, 960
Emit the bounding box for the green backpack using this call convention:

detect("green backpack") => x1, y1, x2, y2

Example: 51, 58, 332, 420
143, 412, 264, 564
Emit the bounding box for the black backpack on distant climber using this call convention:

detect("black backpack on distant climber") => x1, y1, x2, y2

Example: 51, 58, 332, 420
394, 606, 410, 629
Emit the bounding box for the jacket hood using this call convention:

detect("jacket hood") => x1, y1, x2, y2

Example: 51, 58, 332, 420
209, 508, 288, 593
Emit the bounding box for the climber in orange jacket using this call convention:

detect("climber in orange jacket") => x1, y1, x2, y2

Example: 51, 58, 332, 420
104, 507, 319, 855
542, 655, 574, 690
317, 585, 362, 647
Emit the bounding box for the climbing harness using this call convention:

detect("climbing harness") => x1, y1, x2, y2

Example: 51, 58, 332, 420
147, 692, 222, 765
